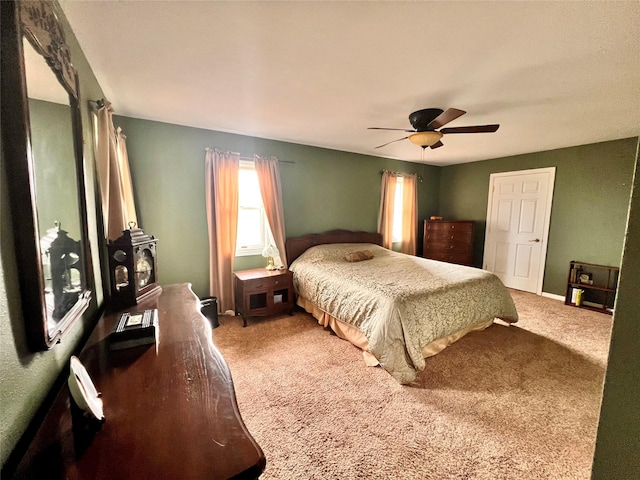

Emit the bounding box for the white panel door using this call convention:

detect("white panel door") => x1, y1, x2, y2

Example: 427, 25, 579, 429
483, 168, 555, 294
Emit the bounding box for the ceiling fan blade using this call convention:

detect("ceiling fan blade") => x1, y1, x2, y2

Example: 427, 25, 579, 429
440, 124, 500, 134
428, 108, 466, 129
430, 140, 444, 149
374, 136, 408, 149
368, 127, 415, 132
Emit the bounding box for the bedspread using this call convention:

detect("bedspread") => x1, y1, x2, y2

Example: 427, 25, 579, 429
290, 243, 518, 384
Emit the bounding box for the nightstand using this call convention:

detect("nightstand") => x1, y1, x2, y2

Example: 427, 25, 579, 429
234, 268, 294, 326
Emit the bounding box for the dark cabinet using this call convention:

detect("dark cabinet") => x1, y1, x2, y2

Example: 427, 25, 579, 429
423, 220, 474, 266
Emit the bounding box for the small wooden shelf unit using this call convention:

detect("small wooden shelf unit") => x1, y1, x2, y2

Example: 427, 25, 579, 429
565, 260, 619, 315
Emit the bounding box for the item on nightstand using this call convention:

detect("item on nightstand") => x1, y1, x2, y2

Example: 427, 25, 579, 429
262, 244, 279, 270
109, 309, 158, 350
429, 216, 443, 221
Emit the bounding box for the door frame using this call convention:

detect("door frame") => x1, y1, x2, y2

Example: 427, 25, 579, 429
482, 167, 556, 295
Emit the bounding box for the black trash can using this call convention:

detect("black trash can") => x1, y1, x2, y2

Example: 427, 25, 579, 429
200, 296, 219, 329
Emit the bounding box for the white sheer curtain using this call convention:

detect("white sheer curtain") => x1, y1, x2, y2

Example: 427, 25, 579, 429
254, 155, 288, 267
205, 148, 240, 313
94, 100, 137, 240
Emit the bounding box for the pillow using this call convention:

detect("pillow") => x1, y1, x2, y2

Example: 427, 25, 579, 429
344, 250, 374, 262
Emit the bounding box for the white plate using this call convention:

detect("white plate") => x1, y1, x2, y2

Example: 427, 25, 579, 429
68, 355, 104, 421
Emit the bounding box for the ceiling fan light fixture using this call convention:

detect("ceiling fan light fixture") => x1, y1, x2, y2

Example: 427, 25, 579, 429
408, 131, 443, 148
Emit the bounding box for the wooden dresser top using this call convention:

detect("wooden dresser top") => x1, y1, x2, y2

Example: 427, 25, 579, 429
13, 284, 265, 480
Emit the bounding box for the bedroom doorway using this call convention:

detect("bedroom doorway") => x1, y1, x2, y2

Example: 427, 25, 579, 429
483, 167, 556, 294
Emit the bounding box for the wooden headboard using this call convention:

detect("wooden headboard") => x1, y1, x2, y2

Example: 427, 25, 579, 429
286, 229, 383, 264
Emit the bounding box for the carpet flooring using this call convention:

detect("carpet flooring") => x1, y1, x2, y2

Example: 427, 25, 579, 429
212, 290, 612, 479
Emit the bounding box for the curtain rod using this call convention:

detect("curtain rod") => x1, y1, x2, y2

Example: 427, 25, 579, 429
240, 156, 295, 164
381, 169, 422, 182
208, 148, 295, 164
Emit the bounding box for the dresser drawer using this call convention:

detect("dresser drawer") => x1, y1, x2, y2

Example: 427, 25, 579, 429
426, 221, 473, 233
425, 242, 472, 253
426, 230, 473, 243
425, 251, 473, 265
425, 251, 450, 262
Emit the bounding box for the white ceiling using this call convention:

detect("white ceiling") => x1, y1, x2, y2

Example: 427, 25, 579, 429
59, 0, 640, 166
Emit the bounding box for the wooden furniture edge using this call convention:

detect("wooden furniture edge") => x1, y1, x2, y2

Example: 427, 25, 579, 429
12, 283, 266, 479
286, 229, 383, 264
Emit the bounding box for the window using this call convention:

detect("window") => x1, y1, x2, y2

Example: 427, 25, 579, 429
392, 176, 404, 243
236, 161, 271, 256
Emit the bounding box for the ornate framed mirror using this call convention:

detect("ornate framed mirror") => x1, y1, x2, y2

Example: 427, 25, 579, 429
1, 0, 94, 350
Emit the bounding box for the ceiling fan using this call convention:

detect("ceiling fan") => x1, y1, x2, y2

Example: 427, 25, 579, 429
368, 108, 500, 150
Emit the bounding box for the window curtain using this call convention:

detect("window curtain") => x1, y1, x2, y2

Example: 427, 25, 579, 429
378, 170, 418, 254
377, 170, 397, 249
254, 155, 288, 267
400, 173, 418, 255
94, 100, 138, 240
205, 148, 240, 313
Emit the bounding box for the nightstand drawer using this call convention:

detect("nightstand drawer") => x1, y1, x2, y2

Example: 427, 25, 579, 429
244, 274, 291, 292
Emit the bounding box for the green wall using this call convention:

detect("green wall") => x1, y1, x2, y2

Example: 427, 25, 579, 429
439, 138, 637, 295
114, 115, 440, 299
592, 140, 640, 480
0, 3, 105, 469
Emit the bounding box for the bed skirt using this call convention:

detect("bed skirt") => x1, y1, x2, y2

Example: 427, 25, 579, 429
297, 296, 494, 370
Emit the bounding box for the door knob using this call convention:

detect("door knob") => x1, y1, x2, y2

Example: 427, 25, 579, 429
529, 238, 541, 243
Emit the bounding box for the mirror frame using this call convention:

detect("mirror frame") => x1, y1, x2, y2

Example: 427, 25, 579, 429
1, 0, 94, 350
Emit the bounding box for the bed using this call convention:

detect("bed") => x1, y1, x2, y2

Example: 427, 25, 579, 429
286, 230, 518, 384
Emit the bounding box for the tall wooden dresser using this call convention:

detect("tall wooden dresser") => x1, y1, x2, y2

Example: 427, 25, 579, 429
423, 220, 475, 266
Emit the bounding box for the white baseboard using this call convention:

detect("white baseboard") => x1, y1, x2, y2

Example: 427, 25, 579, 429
541, 292, 565, 302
